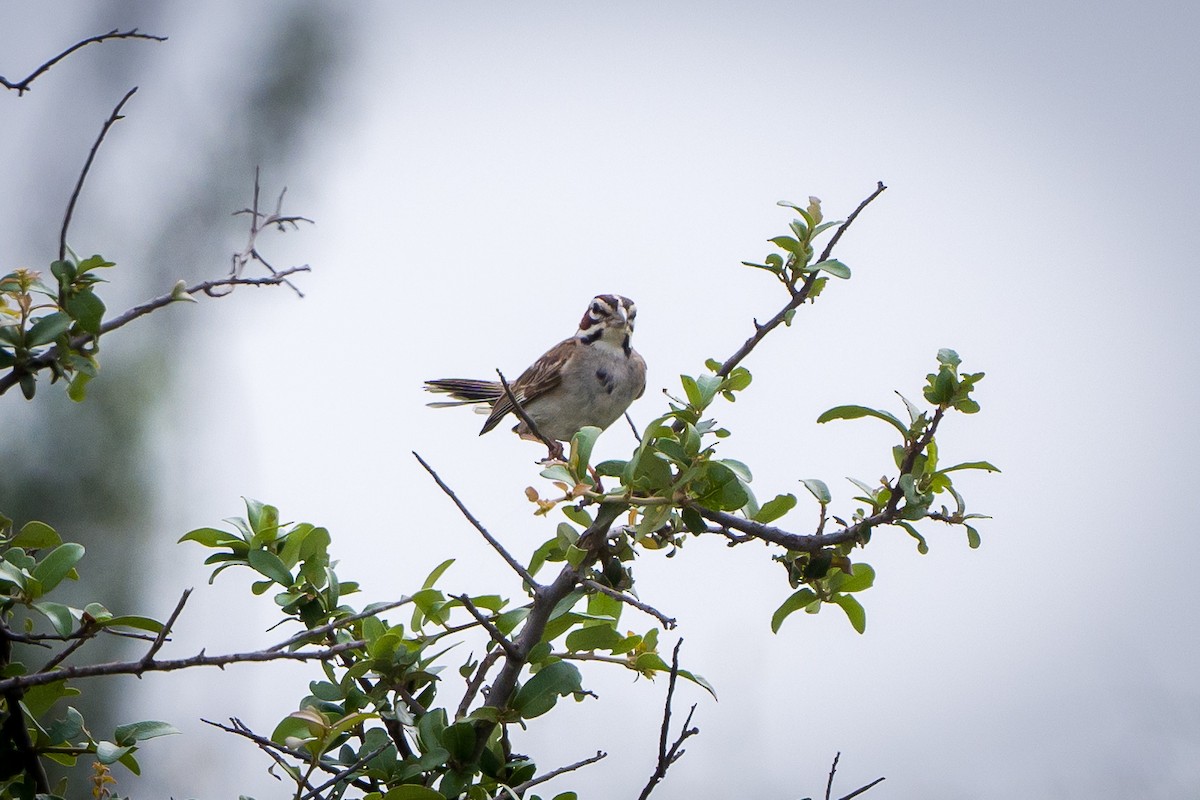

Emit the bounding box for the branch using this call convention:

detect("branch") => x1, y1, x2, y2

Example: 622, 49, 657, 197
299, 742, 391, 800
825, 751, 841, 800
226, 168, 312, 297
497, 369, 563, 460
454, 594, 520, 660
581, 579, 675, 629
203, 718, 375, 794
0, 621, 49, 794
637, 639, 700, 800
716, 182, 887, 378
839, 776, 887, 800
60, 87, 139, 260
456, 649, 503, 719
494, 750, 607, 798
0, 266, 311, 396
0, 28, 166, 96
0, 638, 364, 694
267, 597, 413, 652
413, 451, 540, 589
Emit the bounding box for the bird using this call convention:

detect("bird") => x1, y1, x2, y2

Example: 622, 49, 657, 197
424, 294, 646, 459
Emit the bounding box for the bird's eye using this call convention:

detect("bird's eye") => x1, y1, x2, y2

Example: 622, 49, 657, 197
591, 302, 602, 314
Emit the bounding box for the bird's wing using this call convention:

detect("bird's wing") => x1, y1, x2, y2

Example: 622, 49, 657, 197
480, 337, 576, 434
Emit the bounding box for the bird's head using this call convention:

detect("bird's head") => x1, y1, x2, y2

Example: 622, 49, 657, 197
577, 294, 637, 349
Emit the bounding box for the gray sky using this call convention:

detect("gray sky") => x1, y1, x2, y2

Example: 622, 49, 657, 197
5, 2, 1200, 798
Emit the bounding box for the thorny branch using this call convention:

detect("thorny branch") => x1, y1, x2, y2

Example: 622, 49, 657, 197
494, 750, 608, 799
637, 639, 700, 800
0, 28, 166, 95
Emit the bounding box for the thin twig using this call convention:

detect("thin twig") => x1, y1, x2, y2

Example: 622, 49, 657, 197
454, 594, 520, 660
299, 742, 391, 800
625, 411, 642, 443
826, 752, 841, 800
226, 168, 312, 296
0, 638, 364, 694
497, 369, 563, 460
581, 579, 675, 629
412, 451, 540, 589
204, 718, 328, 796
637, 639, 700, 800
267, 597, 413, 652
36, 625, 96, 672
140, 589, 191, 666
59, 87, 139, 260
456, 649, 503, 719
1, 28, 166, 95
838, 776, 886, 800
496, 750, 608, 798
716, 182, 887, 378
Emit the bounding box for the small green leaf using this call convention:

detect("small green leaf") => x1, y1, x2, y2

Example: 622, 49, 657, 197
31, 543, 85, 593
836, 563, 876, 593
247, 549, 293, 586
32, 602, 76, 636
769, 235, 802, 254
114, 720, 180, 746
422, 558, 455, 590
753, 493, 796, 524
382, 786, 446, 800
800, 479, 831, 504
569, 426, 602, 475
512, 661, 584, 719
813, 258, 851, 279
896, 521, 929, 554
940, 460, 1001, 474
101, 615, 164, 633
177, 527, 244, 547
771, 588, 818, 633
817, 405, 909, 438
95, 741, 133, 765
965, 524, 982, 549
26, 312, 72, 347
13, 521, 61, 550
65, 290, 105, 334
833, 594, 866, 633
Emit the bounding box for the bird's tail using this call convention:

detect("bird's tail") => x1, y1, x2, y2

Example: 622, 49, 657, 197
423, 378, 504, 408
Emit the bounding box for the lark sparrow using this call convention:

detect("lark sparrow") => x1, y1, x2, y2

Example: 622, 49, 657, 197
425, 294, 646, 457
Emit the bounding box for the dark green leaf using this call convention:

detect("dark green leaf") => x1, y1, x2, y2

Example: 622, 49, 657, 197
248, 549, 293, 586
65, 290, 105, 334
800, 479, 831, 504
31, 543, 85, 593
32, 601, 76, 636
813, 258, 851, 279
114, 720, 179, 746
26, 312, 71, 347
177, 527, 243, 547
771, 588, 818, 633
965, 524, 982, 549
95, 741, 133, 765
512, 661, 583, 719
940, 460, 1001, 474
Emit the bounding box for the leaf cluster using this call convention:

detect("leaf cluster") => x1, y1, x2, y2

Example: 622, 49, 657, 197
0, 254, 113, 400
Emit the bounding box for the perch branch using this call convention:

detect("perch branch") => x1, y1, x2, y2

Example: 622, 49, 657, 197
497, 369, 563, 460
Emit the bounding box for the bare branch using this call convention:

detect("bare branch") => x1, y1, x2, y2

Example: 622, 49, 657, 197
495, 750, 607, 798
412, 451, 540, 589
299, 742, 391, 800
225, 168, 312, 297
826, 751, 841, 800
454, 594, 520, 660
203, 718, 375, 794
456, 649, 503, 719
637, 639, 700, 800
0, 638, 364, 694
581, 579, 675, 629
0, 28, 166, 96
716, 182, 887, 378
59, 87, 139, 260
497, 369, 564, 460
839, 776, 887, 800
141, 588, 191, 665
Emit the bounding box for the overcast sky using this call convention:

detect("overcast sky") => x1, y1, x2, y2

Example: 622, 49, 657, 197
4, 2, 1200, 799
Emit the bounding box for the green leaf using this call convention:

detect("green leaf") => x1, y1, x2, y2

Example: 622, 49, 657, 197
566, 624, 622, 652
382, 786, 445, 800
65, 290, 105, 334
512, 661, 584, 719
800, 479, 831, 504
896, 521, 929, 554
32, 601, 76, 636
247, 549, 293, 586
833, 594, 867, 633
95, 741, 133, 765
569, 426, 602, 475
769, 235, 802, 254
177, 527, 244, 547
817, 405, 909, 438
422, 558, 455, 590
965, 524, 982, 549
31, 543, 85, 593
813, 258, 851, 279
771, 588, 818, 633
101, 615, 164, 633
937, 348, 961, 368
12, 521, 61, 549
940, 460, 1001, 474
114, 720, 180, 746
693, 462, 749, 511
753, 493, 796, 524
836, 563, 876, 593
26, 312, 71, 347
67, 371, 93, 402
